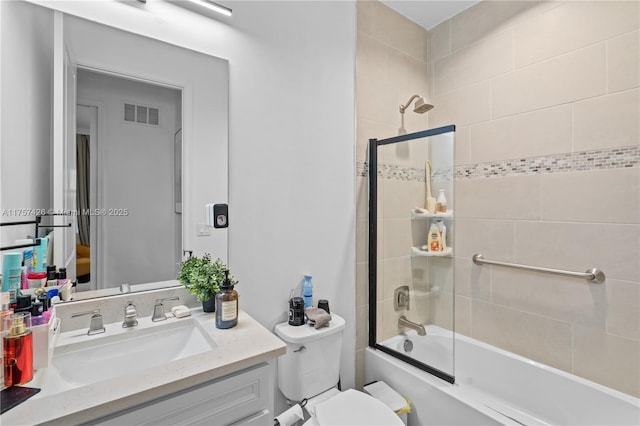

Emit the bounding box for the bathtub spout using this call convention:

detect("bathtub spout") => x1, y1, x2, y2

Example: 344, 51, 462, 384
398, 315, 426, 336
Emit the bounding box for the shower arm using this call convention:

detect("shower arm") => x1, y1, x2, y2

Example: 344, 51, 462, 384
399, 94, 422, 114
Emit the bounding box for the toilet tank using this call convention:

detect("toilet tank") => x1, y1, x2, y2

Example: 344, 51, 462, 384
274, 313, 345, 401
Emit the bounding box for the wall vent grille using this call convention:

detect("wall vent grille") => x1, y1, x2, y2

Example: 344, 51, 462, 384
124, 103, 160, 126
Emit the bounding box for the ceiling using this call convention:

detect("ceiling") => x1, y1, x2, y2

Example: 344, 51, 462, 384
380, 0, 481, 30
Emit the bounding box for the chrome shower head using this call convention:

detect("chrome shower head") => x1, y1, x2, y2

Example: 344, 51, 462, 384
399, 94, 433, 114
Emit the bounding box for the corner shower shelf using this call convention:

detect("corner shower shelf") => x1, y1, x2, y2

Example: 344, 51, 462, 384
411, 209, 453, 219
411, 246, 453, 257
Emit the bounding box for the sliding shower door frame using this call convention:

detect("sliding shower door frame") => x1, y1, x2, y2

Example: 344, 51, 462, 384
368, 124, 456, 385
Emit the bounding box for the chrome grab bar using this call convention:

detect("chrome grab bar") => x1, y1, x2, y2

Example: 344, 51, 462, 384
472, 253, 605, 283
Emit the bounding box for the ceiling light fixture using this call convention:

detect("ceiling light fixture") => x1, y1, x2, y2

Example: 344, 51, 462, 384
184, 0, 232, 17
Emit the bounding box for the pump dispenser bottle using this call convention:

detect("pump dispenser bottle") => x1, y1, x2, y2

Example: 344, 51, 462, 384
3, 312, 33, 386
215, 270, 238, 329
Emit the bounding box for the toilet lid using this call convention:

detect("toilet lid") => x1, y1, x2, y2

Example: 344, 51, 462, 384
315, 389, 404, 426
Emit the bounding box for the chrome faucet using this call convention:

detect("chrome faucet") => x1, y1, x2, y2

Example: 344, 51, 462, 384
398, 315, 426, 336
72, 309, 106, 335
122, 301, 138, 328
152, 296, 180, 322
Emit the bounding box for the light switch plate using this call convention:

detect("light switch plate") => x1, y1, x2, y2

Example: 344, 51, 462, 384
197, 223, 211, 236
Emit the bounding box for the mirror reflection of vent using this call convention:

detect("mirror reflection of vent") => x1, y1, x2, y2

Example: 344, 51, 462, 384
124, 103, 160, 126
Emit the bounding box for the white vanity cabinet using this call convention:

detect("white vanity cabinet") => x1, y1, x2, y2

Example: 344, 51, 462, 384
90, 363, 273, 426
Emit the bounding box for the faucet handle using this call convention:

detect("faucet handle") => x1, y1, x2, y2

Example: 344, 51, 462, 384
72, 309, 106, 336
122, 301, 138, 328
152, 296, 180, 322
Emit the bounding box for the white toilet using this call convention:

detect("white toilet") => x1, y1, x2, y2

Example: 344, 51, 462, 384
275, 313, 405, 426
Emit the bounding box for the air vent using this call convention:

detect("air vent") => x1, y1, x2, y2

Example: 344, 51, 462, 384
124, 103, 160, 126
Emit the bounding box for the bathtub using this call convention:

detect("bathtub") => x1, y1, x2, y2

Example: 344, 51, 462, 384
365, 326, 640, 425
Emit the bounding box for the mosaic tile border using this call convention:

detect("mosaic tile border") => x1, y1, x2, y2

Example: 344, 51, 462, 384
358, 145, 640, 181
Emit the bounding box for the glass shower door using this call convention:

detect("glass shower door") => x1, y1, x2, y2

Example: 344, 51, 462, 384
368, 125, 456, 383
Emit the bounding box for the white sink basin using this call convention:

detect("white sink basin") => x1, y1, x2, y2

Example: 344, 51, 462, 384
34, 318, 216, 394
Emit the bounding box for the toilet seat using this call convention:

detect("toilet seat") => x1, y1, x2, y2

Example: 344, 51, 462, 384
313, 389, 404, 426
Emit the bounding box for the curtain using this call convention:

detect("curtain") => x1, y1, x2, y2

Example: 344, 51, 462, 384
76, 134, 90, 246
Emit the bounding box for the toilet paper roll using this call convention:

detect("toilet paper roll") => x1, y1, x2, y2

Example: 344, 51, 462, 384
275, 404, 303, 426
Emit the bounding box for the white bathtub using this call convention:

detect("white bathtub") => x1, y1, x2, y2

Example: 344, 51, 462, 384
365, 326, 640, 425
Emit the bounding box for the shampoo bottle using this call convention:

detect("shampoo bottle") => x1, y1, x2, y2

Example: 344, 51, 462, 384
436, 189, 447, 213
427, 223, 442, 252
436, 220, 447, 250
33, 238, 48, 273
215, 270, 238, 329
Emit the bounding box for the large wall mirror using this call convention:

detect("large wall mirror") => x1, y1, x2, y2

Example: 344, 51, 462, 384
0, 1, 228, 299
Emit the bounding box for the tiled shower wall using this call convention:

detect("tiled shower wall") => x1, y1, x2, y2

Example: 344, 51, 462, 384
355, 0, 429, 388
357, 0, 640, 397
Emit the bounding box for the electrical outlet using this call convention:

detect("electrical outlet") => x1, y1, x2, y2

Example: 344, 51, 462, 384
197, 223, 211, 237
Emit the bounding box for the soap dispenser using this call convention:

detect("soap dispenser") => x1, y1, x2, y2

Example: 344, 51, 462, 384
215, 270, 238, 329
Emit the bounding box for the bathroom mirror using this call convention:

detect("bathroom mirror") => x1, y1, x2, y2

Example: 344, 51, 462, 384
1, 2, 229, 299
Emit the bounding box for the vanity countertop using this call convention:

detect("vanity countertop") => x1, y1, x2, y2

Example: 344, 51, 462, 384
2, 309, 287, 425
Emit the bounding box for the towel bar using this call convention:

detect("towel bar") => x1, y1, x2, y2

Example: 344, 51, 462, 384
472, 254, 605, 283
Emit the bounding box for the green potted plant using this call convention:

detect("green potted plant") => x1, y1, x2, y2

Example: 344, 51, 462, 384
177, 253, 237, 312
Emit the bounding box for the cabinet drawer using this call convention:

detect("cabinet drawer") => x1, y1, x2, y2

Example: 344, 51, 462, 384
91, 363, 271, 426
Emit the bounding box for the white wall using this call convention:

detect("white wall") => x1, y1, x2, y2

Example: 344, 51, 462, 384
0, 1, 53, 250
27, 0, 357, 406
77, 70, 180, 287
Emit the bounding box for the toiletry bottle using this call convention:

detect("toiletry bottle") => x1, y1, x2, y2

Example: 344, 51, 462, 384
46, 265, 57, 287
302, 275, 313, 309
2, 253, 23, 304
57, 267, 68, 286
33, 238, 48, 273
436, 189, 447, 213
215, 270, 238, 329
30, 302, 45, 326
428, 222, 442, 252
3, 312, 34, 386
436, 220, 447, 250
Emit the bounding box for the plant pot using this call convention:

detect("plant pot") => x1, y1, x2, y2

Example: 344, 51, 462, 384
202, 297, 216, 313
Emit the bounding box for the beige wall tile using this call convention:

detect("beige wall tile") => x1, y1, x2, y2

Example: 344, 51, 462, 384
430, 290, 454, 331
454, 125, 470, 165
450, 1, 539, 52
382, 218, 412, 259
356, 219, 368, 263
357, 304, 368, 350
356, 261, 368, 307
607, 279, 640, 341
541, 168, 640, 224
608, 30, 640, 94
388, 47, 428, 98
356, 176, 368, 222
411, 255, 429, 290
434, 28, 513, 96
357, 118, 399, 162
455, 175, 541, 220
455, 218, 515, 261
430, 81, 491, 127
515, 221, 640, 282
357, 32, 388, 86
455, 295, 472, 337
357, 0, 374, 37
379, 134, 430, 168
471, 300, 573, 371
357, 72, 399, 126
427, 256, 454, 293
573, 326, 640, 397
372, 1, 426, 61
454, 256, 491, 301
469, 105, 572, 163
382, 179, 424, 219
573, 89, 640, 152
492, 44, 606, 119
377, 297, 400, 341
427, 20, 450, 63
515, 1, 639, 68
382, 256, 412, 301
491, 267, 606, 327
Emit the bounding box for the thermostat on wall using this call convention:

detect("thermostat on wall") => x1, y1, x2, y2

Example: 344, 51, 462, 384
206, 203, 228, 228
